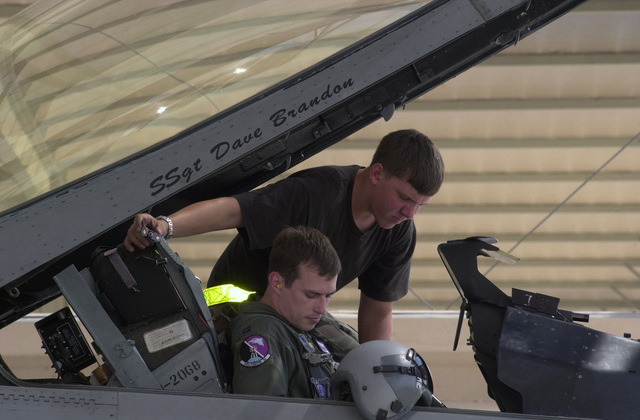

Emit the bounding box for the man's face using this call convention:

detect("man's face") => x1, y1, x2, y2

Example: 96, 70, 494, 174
372, 172, 432, 229
278, 263, 337, 331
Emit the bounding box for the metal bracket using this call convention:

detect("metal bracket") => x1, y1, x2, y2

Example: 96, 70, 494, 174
115, 339, 136, 358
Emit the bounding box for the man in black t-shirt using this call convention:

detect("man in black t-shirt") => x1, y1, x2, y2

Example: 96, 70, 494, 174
125, 129, 445, 344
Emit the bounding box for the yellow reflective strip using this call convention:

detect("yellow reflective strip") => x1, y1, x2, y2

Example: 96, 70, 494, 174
203, 284, 255, 306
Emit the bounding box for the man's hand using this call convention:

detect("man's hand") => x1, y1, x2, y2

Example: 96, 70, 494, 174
123, 213, 168, 251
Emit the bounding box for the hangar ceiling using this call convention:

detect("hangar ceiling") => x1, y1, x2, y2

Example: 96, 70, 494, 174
3, 0, 639, 313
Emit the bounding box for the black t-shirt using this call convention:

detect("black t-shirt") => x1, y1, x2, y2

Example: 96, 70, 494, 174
208, 165, 416, 302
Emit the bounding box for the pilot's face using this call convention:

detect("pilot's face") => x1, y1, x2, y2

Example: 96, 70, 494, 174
277, 263, 336, 331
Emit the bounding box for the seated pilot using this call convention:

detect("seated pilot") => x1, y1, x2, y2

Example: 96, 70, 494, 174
230, 225, 340, 398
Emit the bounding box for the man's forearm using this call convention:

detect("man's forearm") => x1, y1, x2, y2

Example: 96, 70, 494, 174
358, 314, 393, 342
169, 196, 243, 237
358, 294, 393, 342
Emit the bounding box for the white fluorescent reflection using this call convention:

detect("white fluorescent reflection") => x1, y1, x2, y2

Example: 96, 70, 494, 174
157, 106, 167, 114
234, 67, 247, 74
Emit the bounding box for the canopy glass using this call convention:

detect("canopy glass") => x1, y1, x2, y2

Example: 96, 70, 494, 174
0, 0, 429, 214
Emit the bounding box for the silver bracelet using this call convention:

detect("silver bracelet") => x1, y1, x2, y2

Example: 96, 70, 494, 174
157, 215, 173, 239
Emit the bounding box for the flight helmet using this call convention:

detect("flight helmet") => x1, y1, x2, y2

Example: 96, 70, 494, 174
331, 340, 435, 420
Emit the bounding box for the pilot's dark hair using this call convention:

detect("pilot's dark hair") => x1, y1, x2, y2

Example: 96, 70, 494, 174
268, 226, 341, 288
371, 129, 445, 196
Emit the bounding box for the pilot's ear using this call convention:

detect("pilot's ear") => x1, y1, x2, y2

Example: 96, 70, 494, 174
268, 271, 283, 294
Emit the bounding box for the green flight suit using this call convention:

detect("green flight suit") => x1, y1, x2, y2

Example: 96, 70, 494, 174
231, 301, 336, 398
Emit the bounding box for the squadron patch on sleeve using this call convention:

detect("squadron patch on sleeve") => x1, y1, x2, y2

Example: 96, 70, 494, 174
239, 335, 271, 367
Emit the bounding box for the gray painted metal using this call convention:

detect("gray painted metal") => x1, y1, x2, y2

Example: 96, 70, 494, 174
499, 307, 640, 419
54, 266, 162, 389
53, 237, 226, 394
0, 384, 593, 420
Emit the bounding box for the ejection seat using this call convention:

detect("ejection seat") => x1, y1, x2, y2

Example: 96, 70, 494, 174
43, 233, 228, 393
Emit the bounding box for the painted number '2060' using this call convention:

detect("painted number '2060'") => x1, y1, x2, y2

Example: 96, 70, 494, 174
169, 360, 203, 387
